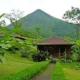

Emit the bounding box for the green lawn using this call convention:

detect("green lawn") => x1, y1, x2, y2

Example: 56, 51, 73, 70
63, 68, 80, 80
62, 62, 80, 80
0, 51, 36, 76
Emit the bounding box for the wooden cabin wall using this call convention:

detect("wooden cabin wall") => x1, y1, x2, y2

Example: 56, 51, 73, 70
37, 45, 59, 58
37, 45, 72, 58
65, 45, 72, 58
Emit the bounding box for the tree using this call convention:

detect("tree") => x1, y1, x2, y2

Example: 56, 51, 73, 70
5, 9, 24, 28
63, 7, 80, 39
35, 27, 40, 38
64, 37, 72, 41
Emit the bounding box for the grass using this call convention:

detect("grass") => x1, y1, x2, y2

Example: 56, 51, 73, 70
61, 62, 80, 80
50, 60, 66, 80
0, 51, 50, 80
0, 61, 49, 80
4, 51, 34, 63
0, 51, 36, 76
0, 60, 32, 76
63, 68, 80, 80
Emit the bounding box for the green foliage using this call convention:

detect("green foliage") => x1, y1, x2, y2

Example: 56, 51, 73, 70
63, 7, 80, 21
0, 13, 5, 27
0, 61, 49, 80
20, 47, 30, 57
72, 40, 80, 61
34, 27, 41, 38
63, 7, 80, 39
0, 27, 8, 33
64, 37, 73, 42
0, 36, 22, 51
0, 51, 5, 56
20, 38, 37, 58
51, 60, 66, 80
0, 42, 11, 50
0, 26, 38, 57
72, 53, 78, 61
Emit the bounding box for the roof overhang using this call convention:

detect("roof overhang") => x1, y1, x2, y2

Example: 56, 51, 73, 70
35, 43, 75, 46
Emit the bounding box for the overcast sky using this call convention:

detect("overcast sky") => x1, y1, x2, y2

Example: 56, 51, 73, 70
0, 0, 80, 20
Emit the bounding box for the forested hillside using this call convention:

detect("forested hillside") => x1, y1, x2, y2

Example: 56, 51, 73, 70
9, 9, 76, 38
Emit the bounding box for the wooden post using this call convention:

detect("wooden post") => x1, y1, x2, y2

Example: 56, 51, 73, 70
65, 48, 66, 53
37, 46, 39, 52
59, 47, 60, 58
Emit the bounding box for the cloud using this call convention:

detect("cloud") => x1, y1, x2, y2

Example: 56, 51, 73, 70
0, 0, 80, 20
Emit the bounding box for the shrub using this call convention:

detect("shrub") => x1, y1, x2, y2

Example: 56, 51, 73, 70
72, 53, 78, 61
8, 46, 19, 51
0, 61, 49, 80
32, 53, 44, 62
50, 60, 66, 80
20, 47, 30, 57
32, 51, 49, 62
71, 40, 80, 62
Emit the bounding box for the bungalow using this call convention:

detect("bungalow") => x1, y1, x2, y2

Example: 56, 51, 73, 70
35, 36, 74, 58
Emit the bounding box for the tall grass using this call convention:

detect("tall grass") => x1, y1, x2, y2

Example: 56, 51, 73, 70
0, 61, 49, 80
50, 60, 66, 80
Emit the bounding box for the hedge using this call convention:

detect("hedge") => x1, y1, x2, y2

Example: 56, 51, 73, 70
50, 60, 66, 80
0, 61, 49, 80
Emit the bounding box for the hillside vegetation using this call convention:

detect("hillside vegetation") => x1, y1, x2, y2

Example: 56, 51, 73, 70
9, 9, 76, 38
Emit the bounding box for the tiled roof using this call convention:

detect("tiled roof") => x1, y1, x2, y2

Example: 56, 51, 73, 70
36, 36, 74, 45
0, 34, 5, 37
0, 34, 26, 40
11, 34, 26, 40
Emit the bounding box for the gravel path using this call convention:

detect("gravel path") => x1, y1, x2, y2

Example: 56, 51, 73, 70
31, 63, 55, 80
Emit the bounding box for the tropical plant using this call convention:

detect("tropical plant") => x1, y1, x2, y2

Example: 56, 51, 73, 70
63, 7, 80, 39
72, 40, 80, 61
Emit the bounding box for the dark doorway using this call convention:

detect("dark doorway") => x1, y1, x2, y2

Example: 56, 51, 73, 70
60, 47, 65, 57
